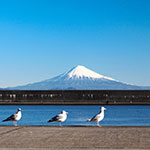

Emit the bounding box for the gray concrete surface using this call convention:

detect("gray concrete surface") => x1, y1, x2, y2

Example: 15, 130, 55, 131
0, 126, 150, 150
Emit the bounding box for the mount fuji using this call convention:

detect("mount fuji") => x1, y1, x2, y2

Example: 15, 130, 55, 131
7, 65, 149, 90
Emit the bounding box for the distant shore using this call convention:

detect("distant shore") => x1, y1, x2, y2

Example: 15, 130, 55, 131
0, 126, 150, 149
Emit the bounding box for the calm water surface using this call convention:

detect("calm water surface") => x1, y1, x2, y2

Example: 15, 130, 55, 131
0, 105, 150, 126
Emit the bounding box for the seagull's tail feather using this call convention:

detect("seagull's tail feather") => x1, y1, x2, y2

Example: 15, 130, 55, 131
87, 119, 91, 122
47, 119, 53, 123
2, 119, 9, 122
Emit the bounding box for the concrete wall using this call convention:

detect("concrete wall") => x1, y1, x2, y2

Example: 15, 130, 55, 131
0, 90, 150, 105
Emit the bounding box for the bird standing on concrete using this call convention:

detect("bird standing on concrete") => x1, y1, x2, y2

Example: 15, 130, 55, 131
87, 106, 106, 127
48, 110, 68, 126
2, 108, 22, 126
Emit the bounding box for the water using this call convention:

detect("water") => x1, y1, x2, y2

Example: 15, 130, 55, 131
0, 105, 150, 126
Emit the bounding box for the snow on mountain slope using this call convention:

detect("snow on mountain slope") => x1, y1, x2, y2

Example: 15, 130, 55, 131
44, 65, 116, 82
65, 65, 115, 80
7, 65, 149, 90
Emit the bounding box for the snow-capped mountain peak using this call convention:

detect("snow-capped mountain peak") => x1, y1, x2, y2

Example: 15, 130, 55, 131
64, 65, 115, 80
7, 65, 149, 90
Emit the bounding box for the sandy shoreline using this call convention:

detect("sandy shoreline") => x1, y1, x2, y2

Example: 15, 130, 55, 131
0, 126, 150, 149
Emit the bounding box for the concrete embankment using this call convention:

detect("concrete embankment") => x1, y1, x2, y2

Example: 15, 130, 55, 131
0, 126, 150, 150
1, 90, 150, 105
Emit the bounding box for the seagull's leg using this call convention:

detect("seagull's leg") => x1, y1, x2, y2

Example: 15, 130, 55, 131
59, 122, 62, 126
97, 121, 101, 127
13, 121, 17, 126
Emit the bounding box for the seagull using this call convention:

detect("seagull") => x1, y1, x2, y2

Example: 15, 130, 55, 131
48, 110, 68, 126
2, 108, 22, 126
87, 106, 106, 127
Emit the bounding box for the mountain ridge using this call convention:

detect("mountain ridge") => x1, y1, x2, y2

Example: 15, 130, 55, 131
6, 65, 150, 90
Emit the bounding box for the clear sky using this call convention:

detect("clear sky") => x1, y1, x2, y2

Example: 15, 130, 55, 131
0, 0, 150, 88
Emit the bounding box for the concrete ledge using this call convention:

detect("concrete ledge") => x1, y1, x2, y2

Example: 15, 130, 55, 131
1, 90, 150, 105
0, 126, 150, 149
1, 101, 150, 105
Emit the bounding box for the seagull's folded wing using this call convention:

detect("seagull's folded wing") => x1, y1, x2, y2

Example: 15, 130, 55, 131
90, 114, 101, 121
3, 114, 16, 122
48, 114, 64, 122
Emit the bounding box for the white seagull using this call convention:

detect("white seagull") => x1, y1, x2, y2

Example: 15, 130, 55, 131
48, 110, 68, 126
2, 108, 22, 126
87, 106, 106, 127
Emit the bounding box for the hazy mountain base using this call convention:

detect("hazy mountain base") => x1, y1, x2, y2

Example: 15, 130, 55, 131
7, 78, 149, 90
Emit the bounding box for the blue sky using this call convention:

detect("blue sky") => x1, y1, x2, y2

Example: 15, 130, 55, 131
0, 0, 150, 87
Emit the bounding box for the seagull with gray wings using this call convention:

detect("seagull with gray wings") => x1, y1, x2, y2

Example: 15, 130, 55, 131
48, 110, 68, 126
87, 106, 106, 127
2, 108, 22, 126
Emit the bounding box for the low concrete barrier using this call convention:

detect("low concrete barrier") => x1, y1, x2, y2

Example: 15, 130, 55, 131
0, 90, 150, 105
